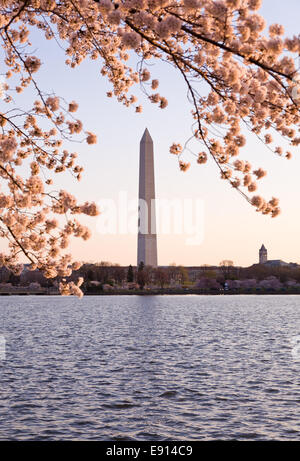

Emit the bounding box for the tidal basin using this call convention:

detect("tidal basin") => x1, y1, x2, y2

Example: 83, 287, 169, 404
0, 295, 299, 440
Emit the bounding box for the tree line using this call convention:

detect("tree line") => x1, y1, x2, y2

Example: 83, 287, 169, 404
1, 261, 300, 291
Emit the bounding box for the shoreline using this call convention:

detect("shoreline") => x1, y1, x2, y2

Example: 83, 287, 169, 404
0, 289, 300, 296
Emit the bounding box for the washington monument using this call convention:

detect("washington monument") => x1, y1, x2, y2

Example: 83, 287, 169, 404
137, 129, 158, 267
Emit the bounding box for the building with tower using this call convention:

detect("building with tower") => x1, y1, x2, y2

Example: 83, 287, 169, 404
258, 244, 298, 267
259, 244, 268, 264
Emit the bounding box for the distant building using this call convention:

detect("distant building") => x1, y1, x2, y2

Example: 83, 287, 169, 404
264, 259, 288, 267
258, 244, 299, 268
259, 244, 268, 264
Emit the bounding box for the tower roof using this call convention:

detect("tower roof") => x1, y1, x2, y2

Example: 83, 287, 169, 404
260, 244, 267, 251
140, 128, 153, 144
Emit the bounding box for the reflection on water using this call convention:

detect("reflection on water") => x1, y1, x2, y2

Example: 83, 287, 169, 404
0, 295, 299, 440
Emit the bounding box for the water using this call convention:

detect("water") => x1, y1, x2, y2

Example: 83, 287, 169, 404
0, 295, 299, 440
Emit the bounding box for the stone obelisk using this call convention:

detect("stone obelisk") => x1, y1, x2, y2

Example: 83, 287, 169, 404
137, 129, 158, 267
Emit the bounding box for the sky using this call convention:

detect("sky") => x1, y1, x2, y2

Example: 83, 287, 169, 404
1, 0, 300, 267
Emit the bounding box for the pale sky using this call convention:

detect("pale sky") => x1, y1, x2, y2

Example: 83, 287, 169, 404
1, 0, 300, 267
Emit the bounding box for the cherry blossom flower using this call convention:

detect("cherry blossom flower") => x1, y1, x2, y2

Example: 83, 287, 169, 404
86, 132, 97, 144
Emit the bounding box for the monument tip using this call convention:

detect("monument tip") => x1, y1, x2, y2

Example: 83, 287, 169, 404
141, 128, 153, 143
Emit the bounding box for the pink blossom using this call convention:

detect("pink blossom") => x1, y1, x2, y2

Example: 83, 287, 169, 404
184, 0, 200, 9
0, 136, 17, 162
141, 69, 151, 82
159, 97, 168, 109
122, 32, 141, 49
151, 79, 159, 90
80, 201, 100, 216
25, 56, 41, 73
197, 152, 207, 164
86, 132, 97, 144
97, 0, 113, 15
253, 168, 267, 179
170, 143, 183, 155
248, 0, 262, 11
179, 161, 190, 172
156, 16, 182, 39
68, 101, 78, 112
46, 96, 60, 111
26, 176, 44, 194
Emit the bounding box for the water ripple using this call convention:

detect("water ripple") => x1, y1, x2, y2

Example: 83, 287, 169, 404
0, 294, 300, 440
